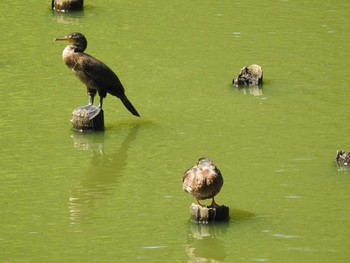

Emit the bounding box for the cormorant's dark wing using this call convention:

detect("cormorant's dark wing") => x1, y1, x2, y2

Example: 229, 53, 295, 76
81, 53, 125, 98
81, 53, 140, 117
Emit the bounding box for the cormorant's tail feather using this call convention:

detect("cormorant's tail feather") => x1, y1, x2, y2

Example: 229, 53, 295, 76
121, 96, 140, 117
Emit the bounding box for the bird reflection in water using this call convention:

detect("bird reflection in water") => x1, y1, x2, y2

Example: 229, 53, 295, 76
69, 124, 140, 224
186, 223, 229, 262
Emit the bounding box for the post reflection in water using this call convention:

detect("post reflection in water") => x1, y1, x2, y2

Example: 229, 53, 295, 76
186, 223, 229, 263
51, 9, 85, 25
235, 85, 263, 96
68, 124, 140, 224
186, 208, 255, 262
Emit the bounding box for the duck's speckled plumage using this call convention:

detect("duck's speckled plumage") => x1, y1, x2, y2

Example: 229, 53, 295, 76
182, 157, 223, 207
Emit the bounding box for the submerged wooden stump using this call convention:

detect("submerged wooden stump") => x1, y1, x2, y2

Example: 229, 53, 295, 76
232, 64, 263, 87
52, 0, 84, 12
335, 150, 350, 171
71, 105, 104, 131
190, 203, 229, 224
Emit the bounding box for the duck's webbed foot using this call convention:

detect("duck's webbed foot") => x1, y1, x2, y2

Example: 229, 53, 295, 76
196, 198, 205, 207
210, 198, 220, 208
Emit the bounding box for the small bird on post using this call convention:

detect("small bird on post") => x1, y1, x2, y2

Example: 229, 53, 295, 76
54, 32, 140, 117
182, 157, 224, 208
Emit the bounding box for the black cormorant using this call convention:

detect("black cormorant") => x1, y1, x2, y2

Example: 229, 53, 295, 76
54, 32, 140, 117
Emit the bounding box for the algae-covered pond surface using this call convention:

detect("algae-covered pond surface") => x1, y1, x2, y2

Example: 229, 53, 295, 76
1, 1, 350, 262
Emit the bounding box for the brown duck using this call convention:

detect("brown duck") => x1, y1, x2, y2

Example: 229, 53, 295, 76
182, 157, 223, 208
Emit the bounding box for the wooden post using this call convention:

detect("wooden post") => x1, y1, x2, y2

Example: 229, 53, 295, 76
232, 64, 263, 87
335, 150, 350, 171
71, 105, 104, 131
52, 0, 84, 12
190, 203, 229, 224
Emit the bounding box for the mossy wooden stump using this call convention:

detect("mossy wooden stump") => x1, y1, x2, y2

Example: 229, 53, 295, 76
335, 150, 350, 171
71, 105, 104, 131
190, 203, 229, 224
52, 0, 84, 12
232, 64, 263, 87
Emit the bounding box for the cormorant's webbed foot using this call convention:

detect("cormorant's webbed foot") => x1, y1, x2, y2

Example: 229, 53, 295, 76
98, 97, 103, 109
88, 95, 94, 106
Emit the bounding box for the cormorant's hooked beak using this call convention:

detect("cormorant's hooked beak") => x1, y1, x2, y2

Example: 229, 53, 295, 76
54, 35, 73, 42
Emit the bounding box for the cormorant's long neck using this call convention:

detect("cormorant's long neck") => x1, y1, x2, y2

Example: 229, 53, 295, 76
74, 45, 86, 52
62, 45, 83, 69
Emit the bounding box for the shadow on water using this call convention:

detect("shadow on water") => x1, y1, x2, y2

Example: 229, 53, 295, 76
230, 207, 256, 221
186, 208, 255, 262
68, 123, 140, 224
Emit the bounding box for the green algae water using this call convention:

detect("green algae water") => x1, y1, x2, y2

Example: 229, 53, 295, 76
1, 0, 350, 262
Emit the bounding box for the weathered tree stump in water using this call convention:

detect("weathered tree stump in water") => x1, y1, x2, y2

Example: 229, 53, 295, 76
335, 150, 350, 171
52, 0, 84, 12
190, 203, 229, 224
71, 105, 104, 131
232, 64, 263, 87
